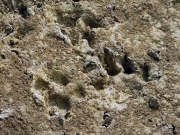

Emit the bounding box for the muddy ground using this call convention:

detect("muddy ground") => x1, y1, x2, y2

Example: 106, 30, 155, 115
0, 0, 180, 134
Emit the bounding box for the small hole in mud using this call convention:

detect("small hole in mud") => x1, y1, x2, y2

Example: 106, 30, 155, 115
82, 32, 95, 46
48, 94, 71, 111
1, 54, 6, 59
89, 20, 100, 29
37, 3, 42, 8
83, 17, 101, 29
34, 78, 49, 89
29, 74, 33, 80
141, 64, 149, 82
64, 112, 71, 119
93, 80, 104, 90
19, 6, 29, 19
89, 21, 99, 28
122, 54, 134, 74
108, 71, 119, 76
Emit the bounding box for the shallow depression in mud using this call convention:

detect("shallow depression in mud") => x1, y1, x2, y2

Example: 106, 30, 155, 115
48, 94, 71, 111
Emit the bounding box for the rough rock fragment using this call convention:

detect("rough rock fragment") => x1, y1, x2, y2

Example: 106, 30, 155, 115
147, 49, 161, 61
148, 65, 163, 81
9, 39, 19, 46
83, 59, 97, 72
52, 26, 72, 45
0, 108, 14, 120
11, 49, 19, 56
106, 3, 117, 13
160, 116, 177, 134
59, 131, 66, 135
102, 111, 112, 127
148, 96, 160, 109
84, 56, 109, 89
80, 39, 94, 54
5, 24, 13, 36
104, 47, 122, 76
32, 91, 44, 106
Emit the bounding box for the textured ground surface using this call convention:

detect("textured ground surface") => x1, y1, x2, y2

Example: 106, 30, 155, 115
0, 0, 180, 134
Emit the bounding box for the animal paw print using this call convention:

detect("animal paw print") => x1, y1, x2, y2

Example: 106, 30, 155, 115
31, 68, 72, 117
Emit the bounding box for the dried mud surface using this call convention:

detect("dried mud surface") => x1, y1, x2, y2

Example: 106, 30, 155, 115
0, 0, 180, 135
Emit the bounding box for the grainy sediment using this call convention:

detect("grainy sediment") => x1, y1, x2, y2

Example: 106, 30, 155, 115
0, 0, 180, 134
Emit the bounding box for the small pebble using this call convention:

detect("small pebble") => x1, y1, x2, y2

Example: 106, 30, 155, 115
148, 96, 160, 109
102, 111, 112, 127
83, 59, 97, 72
147, 49, 161, 61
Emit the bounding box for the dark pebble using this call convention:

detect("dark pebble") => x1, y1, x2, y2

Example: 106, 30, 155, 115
148, 96, 159, 109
